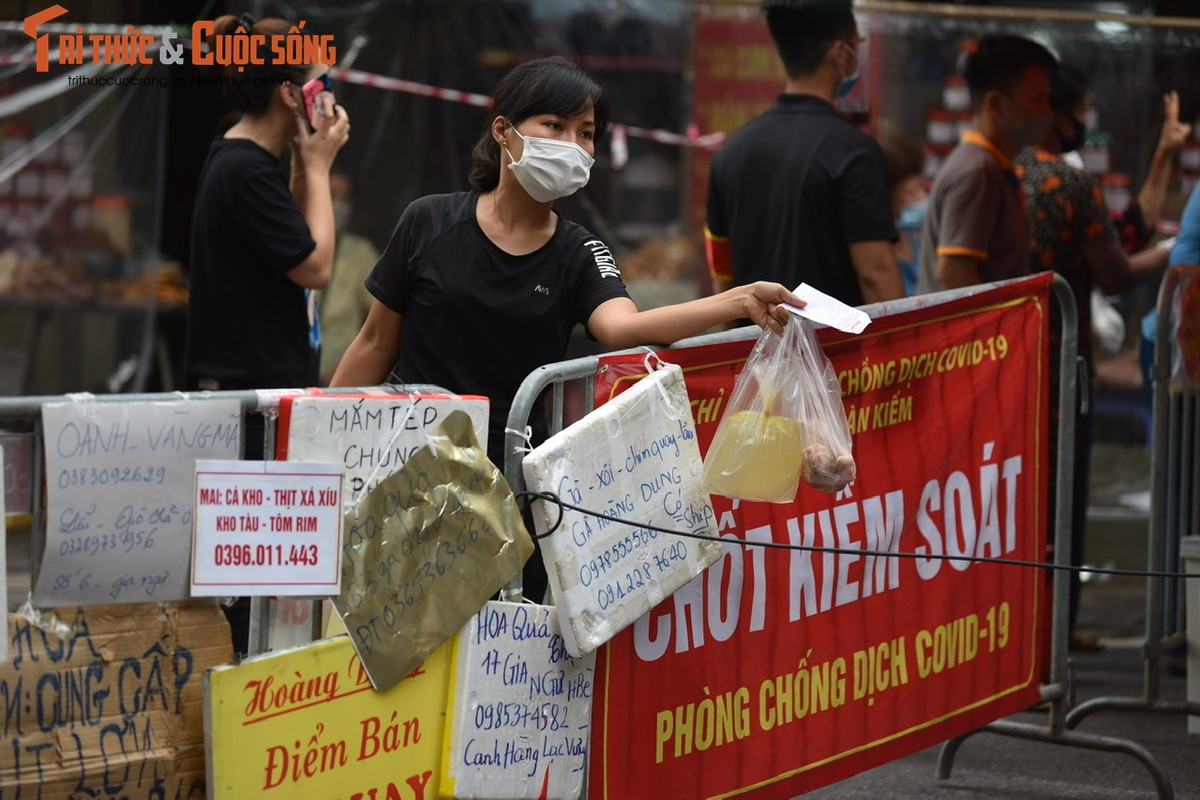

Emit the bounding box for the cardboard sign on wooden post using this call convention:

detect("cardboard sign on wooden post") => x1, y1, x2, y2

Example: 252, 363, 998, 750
3, 602, 232, 799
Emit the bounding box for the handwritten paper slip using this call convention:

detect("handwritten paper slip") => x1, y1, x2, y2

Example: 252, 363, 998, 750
37, 399, 241, 606
204, 634, 452, 799
277, 393, 489, 506
440, 602, 594, 800
782, 282, 872, 334
523, 362, 720, 657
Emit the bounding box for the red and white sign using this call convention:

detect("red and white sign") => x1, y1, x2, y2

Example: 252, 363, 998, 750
191, 460, 343, 596
588, 275, 1053, 798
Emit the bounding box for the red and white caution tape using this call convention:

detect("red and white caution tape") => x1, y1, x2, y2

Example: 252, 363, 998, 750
616, 123, 725, 150
332, 66, 493, 108
330, 66, 726, 154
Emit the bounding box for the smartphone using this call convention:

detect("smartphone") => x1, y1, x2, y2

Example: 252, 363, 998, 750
301, 72, 334, 128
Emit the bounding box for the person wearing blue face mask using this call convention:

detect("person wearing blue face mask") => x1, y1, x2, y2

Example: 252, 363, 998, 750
331, 57, 804, 603
882, 136, 929, 296
706, 0, 904, 309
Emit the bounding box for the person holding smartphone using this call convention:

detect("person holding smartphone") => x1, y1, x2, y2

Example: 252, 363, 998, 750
186, 12, 350, 404
185, 12, 349, 654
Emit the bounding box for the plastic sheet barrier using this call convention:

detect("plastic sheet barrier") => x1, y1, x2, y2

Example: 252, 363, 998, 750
587, 274, 1053, 798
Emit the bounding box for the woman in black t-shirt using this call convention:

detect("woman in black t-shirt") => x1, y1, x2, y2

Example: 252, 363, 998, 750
333, 57, 798, 444
331, 57, 801, 602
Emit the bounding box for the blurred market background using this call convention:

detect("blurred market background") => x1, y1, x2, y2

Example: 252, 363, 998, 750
2, 0, 1199, 604
0, 0, 1196, 396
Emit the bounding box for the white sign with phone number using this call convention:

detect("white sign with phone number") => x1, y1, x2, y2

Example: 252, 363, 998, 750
191, 459, 343, 596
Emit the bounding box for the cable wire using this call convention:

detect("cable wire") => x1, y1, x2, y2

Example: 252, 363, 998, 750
515, 490, 1200, 581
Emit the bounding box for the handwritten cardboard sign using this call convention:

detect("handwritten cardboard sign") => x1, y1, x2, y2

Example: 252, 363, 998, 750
1, 602, 232, 799
441, 601, 594, 800
37, 399, 241, 606
205, 634, 450, 799
191, 460, 344, 596
278, 393, 489, 504
523, 362, 720, 657
334, 410, 533, 691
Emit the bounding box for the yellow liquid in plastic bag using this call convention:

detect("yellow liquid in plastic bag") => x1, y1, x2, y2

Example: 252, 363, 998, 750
704, 411, 804, 502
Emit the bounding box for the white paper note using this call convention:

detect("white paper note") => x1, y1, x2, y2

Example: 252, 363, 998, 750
783, 282, 872, 334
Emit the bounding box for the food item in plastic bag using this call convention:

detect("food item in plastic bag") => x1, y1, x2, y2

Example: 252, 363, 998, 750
801, 439, 857, 492
703, 409, 804, 501
702, 317, 856, 501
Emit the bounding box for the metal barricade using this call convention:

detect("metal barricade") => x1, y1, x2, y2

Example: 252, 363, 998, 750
0, 388, 268, 611
0, 383, 446, 656
502, 275, 1174, 798
1066, 263, 1200, 734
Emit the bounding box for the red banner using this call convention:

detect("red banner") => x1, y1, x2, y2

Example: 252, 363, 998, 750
686, 6, 782, 282
588, 275, 1053, 798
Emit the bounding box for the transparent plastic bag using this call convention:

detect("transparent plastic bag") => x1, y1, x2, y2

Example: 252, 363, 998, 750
702, 318, 856, 501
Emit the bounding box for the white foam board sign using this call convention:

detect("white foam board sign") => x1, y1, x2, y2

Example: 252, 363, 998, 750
522, 362, 720, 657
36, 398, 241, 606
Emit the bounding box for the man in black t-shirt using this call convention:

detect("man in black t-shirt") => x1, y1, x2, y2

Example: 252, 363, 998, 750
705, 0, 902, 307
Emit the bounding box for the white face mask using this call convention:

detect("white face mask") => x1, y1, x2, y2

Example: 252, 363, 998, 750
504, 124, 594, 203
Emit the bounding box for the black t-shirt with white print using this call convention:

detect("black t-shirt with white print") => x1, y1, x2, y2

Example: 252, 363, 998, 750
366, 191, 630, 463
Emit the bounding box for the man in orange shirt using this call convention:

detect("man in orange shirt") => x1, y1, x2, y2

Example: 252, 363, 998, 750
917, 35, 1057, 292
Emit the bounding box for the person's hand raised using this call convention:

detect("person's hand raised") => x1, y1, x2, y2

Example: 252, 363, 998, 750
293, 91, 350, 176
1156, 91, 1191, 156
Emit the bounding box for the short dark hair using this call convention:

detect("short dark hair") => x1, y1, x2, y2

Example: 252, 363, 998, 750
963, 35, 1058, 111
1050, 64, 1088, 115
210, 15, 309, 115
468, 57, 610, 191
881, 136, 925, 189
762, 0, 856, 79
